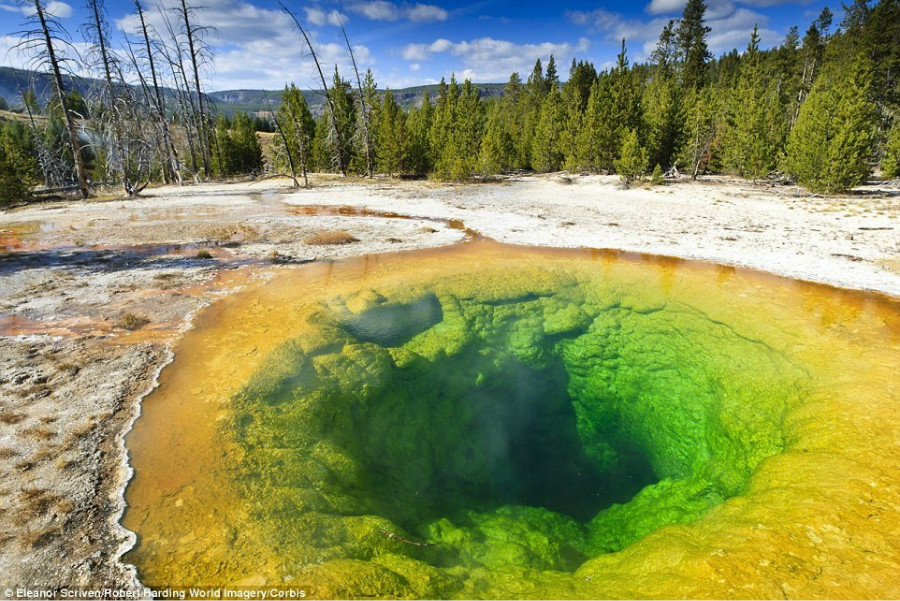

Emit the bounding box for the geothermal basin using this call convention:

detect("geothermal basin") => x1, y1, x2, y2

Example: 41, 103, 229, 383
122, 240, 900, 599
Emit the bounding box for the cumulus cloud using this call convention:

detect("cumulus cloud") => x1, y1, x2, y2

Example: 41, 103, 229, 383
647, 0, 799, 17
568, 0, 782, 60
347, 1, 448, 23
305, 7, 348, 27
114, 0, 374, 90
4, 0, 73, 19
400, 36, 591, 81
0, 32, 90, 71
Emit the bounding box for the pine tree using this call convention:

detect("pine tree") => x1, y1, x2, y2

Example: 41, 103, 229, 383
545, 55, 559, 94
433, 78, 483, 179
883, 119, 900, 178
531, 86, 565, 172
502, 72, 529, 169
644, 25, 684, 170
643, 76, 682, 170
561, 87, 586, 172
720, 26, 785, 179
614, 129, 648, 183
0, 126, 37, 206
479, 100, 513, 174
861, 0, 900, 108
406, 92, 434, 175
358, 68, 379, 175
311, 115, 331, 171
452, 80, 485, 177
679, 86, 720, 177
279, 84, 316, 185
522, 59, 547, 168
213, 115, 233, 176
563, 60, 597, 114
429, 76, 456, 173
375, 89, 408, 176
328, 66, 357, 173
212, 112, 262, 176
574, 80, 603, 171
841, 0, 870, 34
676, 0, 712, 89
783, 58, 879, 192
232, 112, 263, 174
576, 40, 640, 172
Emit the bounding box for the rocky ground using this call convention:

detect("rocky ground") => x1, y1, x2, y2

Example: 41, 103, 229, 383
0, 173, 897, 592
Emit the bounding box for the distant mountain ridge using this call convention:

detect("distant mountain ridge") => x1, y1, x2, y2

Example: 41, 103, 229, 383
0, 67, 505, 118
206, 83, 506, 116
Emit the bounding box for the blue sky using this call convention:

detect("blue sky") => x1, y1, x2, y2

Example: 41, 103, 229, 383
1, 0, 835, 91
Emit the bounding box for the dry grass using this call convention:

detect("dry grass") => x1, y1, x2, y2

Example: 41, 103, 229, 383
22, 426, 56, 440
208, 224, 260, 244
196, 249, 213, 259
304, 230, 360, 246
22, 526, 60, 550
19, 487, 56, 519
0, 447, 19, 459
115, 313, 150, 330
56, 362, 80, 376
0, 411, 26, 425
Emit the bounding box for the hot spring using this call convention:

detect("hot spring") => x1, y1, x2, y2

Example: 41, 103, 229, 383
122, 241, 900, 599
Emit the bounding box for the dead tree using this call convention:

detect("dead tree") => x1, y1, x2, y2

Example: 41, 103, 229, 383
159, 9, 201, 180
263, 89, 298, 187
132, 0, 181, 184
19, 83, 52, 188
280, 2, 344, 174
175, 0, 213, 177
83, 0, 133, 195
340, 22, 373, 178
281, 84, 313, 187
16, 0, 90, 198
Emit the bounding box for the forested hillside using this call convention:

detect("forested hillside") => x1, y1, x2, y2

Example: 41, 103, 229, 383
2, 0, 899, 205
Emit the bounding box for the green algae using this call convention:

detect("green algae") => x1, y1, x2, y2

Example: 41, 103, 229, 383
122, 243, 900, 599
226, 264, 805, 594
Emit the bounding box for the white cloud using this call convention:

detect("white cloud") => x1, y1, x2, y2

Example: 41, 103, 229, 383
114, 0, 375, 90
347, 1, 447, 23
568, 1, 783, 61
401, 43, 428, 60
0, 32, 91, 72
305, 7, 348, 27
647, 0, 800, 17
428, 38, 453, 52
401, 36, 591, 81
409, 62, 420, 71
6, 0, 73, 19
407, 3, 448, 22
44, 0, 71, 18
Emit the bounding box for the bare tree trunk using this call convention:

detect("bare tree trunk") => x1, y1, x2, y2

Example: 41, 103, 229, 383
31, 0, 89, 198
134, 0, 181, 185
20, 86, 51, 188
86, 0, 132, 195
263, 89, 298, 188
159, 14, 200, 180
280, 3, 344, 174
282, 96, 310, 187
178, 0, 211, 177
340, 23, 373, 178
173, 64, 200, 179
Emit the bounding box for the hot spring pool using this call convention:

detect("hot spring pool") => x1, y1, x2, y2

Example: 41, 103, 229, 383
122, 241, 900, 599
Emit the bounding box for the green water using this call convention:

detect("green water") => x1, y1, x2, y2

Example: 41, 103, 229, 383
228, 269, 804, 585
